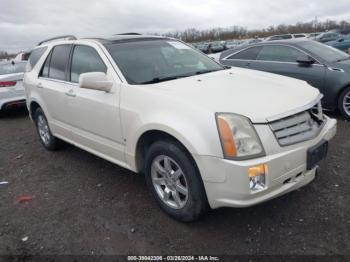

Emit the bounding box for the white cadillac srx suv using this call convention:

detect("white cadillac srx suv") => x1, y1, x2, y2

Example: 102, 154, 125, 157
24, 34, 337, 221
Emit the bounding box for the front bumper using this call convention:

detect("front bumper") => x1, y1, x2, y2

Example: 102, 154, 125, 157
194, 117, 337, 209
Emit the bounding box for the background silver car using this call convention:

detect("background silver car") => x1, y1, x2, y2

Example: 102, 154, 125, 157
0, 61, 26, 113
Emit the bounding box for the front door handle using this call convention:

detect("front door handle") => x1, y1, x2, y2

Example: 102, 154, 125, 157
65, 89, 76, 97
37, 82, 43, 88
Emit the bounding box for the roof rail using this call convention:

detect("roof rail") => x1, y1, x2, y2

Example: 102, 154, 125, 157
114, 33, 141, 35
38, 35, 77, 46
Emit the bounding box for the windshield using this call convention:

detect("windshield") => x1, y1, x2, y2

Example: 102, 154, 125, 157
298, 41, 350, 63
105, 39, 223, 84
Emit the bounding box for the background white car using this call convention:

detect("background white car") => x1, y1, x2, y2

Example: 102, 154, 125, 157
0, 61, 27, 113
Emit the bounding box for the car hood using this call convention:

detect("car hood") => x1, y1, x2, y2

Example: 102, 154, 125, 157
332, 59, 350, 72
147, 67, 320, 123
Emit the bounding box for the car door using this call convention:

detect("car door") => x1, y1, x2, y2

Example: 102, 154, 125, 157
65, 44, 125, 164
221, 46, 263, 68
249, 45, 326, 91
37, 44, 73, 138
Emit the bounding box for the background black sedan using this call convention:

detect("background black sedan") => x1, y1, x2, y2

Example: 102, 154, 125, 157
219, 40, 350, 119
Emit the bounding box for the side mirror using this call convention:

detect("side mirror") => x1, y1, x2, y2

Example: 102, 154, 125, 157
296, 54, 315, 65
79, 72, 113, 92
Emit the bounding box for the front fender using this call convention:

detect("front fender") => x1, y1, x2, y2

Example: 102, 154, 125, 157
123, 111, 224, 174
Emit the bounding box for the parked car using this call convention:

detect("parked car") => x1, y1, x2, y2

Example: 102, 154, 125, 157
0, 61, 27, 113
308, 32, 323, 39
226, 40, 240, 49
315, 32, 340, 43
292, 33, 308, 38
329, 27, 350, 35
219, 39, 350, 119
326, 34, 350, 53
239, 38, 263, 46
209, 41, 227, 53
196, 43, 211, 54
24, 35, 336, 221
266, 34, 307, 41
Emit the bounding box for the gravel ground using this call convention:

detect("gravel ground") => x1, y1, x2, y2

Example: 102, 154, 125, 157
0, 109, 349, 258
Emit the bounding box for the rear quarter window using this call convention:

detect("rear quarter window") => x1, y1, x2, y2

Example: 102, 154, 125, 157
40, 45, 71, 80
26, 47, 48, 72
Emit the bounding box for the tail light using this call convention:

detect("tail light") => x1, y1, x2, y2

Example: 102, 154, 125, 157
0, 81, 17, 87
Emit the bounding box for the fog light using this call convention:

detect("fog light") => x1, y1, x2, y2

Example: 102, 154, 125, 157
249, 164, 267, 192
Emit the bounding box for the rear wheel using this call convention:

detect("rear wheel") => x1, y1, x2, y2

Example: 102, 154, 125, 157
34, 108, 61, 150
144, 140, 208, 222
338, 86, 350, 120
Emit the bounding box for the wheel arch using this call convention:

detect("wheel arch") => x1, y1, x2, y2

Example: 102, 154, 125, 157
29, 100, 41, 119
133, 129, 198, 174
337, 83, 350, 101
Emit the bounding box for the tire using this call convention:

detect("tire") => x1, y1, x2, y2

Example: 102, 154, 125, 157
338, 86, 350, 120
144, 140, 208, 222
34, 107, 61, 150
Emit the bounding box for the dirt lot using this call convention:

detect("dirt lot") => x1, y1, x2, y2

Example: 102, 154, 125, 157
0, 109, 349, 257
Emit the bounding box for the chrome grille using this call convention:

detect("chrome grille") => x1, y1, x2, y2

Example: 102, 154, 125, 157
269, 102, 325, 146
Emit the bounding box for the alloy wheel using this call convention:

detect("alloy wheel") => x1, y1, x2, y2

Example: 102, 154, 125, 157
37, 114, 51, 145
343, 90, 350, 117
151, 155, 189, 209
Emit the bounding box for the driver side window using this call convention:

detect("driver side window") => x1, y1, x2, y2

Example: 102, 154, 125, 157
70, 45, 107, 83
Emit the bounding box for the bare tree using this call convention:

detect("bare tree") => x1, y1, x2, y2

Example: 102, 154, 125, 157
162, 19, 350, 42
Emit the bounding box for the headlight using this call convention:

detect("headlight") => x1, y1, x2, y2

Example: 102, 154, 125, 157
216, 113, 265, 160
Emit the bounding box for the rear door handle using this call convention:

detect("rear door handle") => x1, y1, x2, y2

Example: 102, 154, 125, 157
65, 89, 76, 97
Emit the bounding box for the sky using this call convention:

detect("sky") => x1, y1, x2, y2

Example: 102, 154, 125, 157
1, 0, 350, 53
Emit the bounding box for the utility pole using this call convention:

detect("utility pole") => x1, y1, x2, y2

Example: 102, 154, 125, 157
315, 16, 318, 34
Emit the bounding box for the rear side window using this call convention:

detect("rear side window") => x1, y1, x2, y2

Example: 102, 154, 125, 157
41, 52, 52, 78
227, 46, 263, 60
45, 45, 71, 80
26, 47, 47, 72
70, 45, 107, 83
256, 45, 303, 63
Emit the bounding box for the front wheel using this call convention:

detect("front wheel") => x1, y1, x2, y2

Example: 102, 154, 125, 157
144, 140, 208, 222
338, 86, 350, 120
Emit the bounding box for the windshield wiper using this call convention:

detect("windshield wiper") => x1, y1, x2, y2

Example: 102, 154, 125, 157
194, 69, 223, 75
140, 75, 190, 84
140, 69, 224, 84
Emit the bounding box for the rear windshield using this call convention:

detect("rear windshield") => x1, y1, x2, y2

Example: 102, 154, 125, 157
105, 39, 223, 84
298, 41, 350, 62
0, 62, 26, 75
